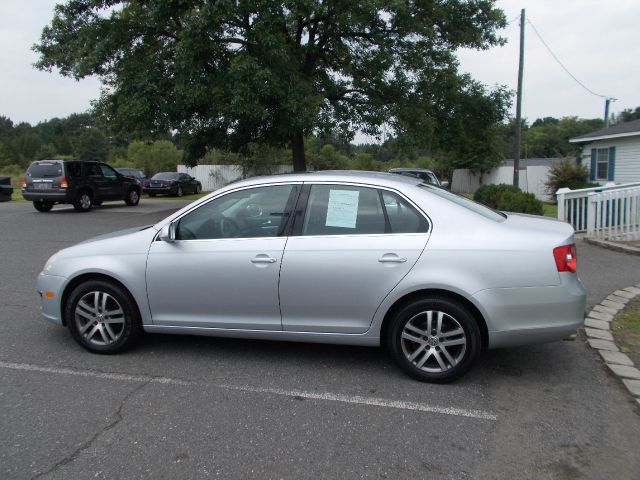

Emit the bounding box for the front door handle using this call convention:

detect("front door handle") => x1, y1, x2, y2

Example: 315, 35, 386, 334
378, 253, 407, 263
251, 255, 277, 264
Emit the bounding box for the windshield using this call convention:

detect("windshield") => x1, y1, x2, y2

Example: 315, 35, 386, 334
152, 173, 179, 180
419, 184, 506, 221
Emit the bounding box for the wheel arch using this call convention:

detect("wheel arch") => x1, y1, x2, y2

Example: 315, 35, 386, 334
379, 289, 489, 350
60, 272, 141, 327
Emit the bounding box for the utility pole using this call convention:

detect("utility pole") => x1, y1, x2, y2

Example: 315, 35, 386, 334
604, 98, 611, 127
513, 8, 525, 188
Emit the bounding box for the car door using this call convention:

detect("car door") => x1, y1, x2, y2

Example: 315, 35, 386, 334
279, 183, 430, 334
84, 163, 110, 199
100, 164, 125, 199
146, 183, 299, 329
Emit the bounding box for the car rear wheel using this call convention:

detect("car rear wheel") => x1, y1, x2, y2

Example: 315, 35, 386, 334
388, 297, 481, 383
33, 201, 53, 212
194, 184, 201, 194
66, 280, 142, 354
125, 188, 140, 206
176, 186, 183, 197
73, 191, 92, 212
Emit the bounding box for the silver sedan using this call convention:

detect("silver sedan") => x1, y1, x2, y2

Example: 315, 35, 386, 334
37, 171, 586, 382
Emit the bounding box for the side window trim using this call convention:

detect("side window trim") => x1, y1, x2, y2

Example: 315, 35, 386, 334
290, 182, 431, 237
166, 182, 302, 241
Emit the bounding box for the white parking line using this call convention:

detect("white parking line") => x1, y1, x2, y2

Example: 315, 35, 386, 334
0, 360, 497, 421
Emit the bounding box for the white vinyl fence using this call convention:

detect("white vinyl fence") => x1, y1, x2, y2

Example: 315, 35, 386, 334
177, 164, 292, 192
556, 182, 640, 235
451, 165, 551, 201
585, 187, 640, 240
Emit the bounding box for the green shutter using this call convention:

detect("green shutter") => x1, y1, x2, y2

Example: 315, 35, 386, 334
608, 146, 616, 181
590, 148, 597, 181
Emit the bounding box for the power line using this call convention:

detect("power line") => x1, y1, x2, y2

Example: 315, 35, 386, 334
526, 18, 613, 99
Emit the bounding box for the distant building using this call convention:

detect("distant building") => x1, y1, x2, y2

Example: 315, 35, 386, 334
570, 119, 640, 184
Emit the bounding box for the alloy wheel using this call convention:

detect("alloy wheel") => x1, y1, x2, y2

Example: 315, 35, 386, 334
74, 291, 125, 346
400, 310, 467, 373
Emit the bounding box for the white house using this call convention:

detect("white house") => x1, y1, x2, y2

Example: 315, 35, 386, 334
569, 118, 640, 184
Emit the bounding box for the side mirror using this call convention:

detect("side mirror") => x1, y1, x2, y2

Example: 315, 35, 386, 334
440, 181, 450, 189
159, 222, 176, 243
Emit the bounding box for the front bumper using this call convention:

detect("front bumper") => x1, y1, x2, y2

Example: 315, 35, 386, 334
36, 272, 67, 325
475, 273, 587, 349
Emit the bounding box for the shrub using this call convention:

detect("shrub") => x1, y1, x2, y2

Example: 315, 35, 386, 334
474, 184, 544, 215
545, 158, 597, 199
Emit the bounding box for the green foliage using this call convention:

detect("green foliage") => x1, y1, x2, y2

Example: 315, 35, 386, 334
75, 128, 108, 162
474, 184, 544, 215
613, 107, 640, 124
311, 144, 349, 171
545, 158, 597, 198
498, 116, 604, 160
127, 140, 182, 176
35, 0, 509, 171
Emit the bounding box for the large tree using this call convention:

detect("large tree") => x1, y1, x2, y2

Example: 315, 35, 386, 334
35, 0, 508, 171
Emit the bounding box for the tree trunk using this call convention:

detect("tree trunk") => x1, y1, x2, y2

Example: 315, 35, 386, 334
291, 130, 306, 172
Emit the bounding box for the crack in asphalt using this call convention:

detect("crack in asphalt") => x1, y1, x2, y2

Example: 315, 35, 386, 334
29, 380, 151, 480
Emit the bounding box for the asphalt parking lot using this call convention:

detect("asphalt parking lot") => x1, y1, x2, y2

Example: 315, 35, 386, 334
1, 199, 639, 479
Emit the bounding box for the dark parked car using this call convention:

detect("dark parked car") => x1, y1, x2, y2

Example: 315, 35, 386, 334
388, 168, 448, 188
115, 168, 147, 182
0, 176, 13, 202
144, 172, 202, 197
22, 159, 142, 212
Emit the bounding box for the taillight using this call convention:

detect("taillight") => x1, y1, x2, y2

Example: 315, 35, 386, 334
60, 177, 68, 188
553, 244, 577, 273
22, 177, 27, 188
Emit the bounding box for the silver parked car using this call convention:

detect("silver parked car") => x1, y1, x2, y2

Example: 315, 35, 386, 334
37, 171, 585, 382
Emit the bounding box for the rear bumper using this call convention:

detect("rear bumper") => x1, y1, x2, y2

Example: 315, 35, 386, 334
474, 273, 586, 349
22, 190, 70, 203
144, 187, 176, 195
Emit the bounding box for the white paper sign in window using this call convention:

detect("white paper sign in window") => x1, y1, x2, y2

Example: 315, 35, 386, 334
325, 189, 360, 228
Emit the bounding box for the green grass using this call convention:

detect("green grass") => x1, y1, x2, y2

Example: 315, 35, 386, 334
612, 298, 640, 368
542, 203, 557, 218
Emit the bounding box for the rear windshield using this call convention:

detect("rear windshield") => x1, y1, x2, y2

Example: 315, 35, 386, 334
419, 184, 506, 221
152, 173, 179, 180
27, 162, 63, 178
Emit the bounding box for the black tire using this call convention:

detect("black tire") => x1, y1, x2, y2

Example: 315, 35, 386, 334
194, 184, 201, 194
125, 188, 140, 206
33, 201, 53, 212
388, 297, 481, 383
73, 191, 92, 212
176, 186, 183, 197
93, 200, 103, 206
65, 279, 142, 354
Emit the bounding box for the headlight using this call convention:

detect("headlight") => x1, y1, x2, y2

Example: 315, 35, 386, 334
44, 253, 59, 273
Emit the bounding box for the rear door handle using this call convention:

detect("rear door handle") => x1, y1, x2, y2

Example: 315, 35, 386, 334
251, 255, 277, 264
378, 253, 407, 263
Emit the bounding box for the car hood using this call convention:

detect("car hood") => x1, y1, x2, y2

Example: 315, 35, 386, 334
78, 225, 154, 245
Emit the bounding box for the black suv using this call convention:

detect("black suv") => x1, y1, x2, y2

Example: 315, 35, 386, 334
22, 160, 142, 212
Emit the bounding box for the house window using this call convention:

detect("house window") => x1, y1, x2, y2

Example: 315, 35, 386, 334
596, 148, 609, 180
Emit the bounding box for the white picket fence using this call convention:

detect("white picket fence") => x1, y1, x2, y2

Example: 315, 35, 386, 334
556, 182, 640, 236
451, 165, 551, 201
177, 164, 292, 192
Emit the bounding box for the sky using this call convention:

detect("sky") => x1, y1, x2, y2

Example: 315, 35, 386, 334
1, 0, 639, 128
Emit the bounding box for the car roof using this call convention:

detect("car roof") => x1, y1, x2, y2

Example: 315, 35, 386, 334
388, 168, 435, 174
222, 170, 423, 190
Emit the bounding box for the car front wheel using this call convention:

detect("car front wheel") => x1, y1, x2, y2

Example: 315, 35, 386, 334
65, 280, 142, 354
176, 186, 183, 197
388, 297, 481, 383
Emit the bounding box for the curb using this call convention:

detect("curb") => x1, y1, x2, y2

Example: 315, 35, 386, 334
584, 237, 640, 256
584, 284, 640, 405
